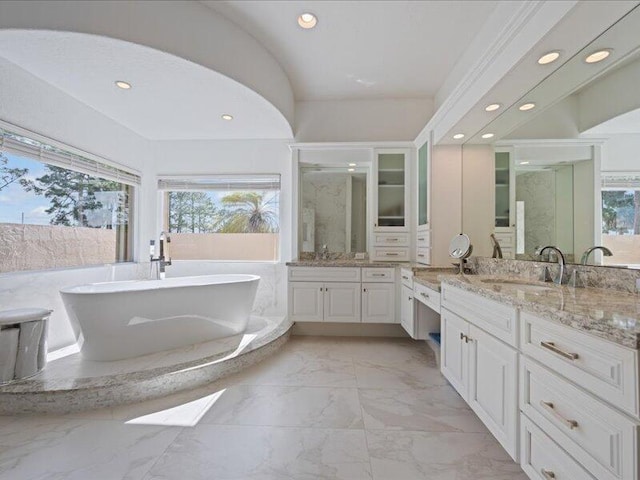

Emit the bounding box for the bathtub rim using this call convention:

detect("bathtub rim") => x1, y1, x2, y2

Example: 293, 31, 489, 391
59, 273, 261, 295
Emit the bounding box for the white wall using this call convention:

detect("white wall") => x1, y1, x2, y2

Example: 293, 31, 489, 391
601, 134, 640, 171
431, 145, 462, 265
295, 98, 433, 142
461, 144, 494, 257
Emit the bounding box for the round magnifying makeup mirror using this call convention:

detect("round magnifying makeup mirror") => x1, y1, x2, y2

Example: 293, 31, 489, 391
449, 233, 472, 259
449, 233, 473, 274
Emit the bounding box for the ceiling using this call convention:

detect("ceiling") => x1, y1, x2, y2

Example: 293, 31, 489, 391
0, 30, 292, 141
584, 108, 640, 135
202, 0, 499, 101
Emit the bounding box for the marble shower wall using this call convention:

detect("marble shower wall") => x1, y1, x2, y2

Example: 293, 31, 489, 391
516, 171, 555, 256
301, 172, 348, 252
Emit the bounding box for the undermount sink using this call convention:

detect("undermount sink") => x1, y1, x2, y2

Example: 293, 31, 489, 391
480, 278, 557, 293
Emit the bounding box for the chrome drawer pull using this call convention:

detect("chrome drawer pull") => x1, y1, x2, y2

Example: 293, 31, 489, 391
418, 254, 425, 258
540, 341, 579, 360
371, 273, 386, 277
541, 469, 556, 479
387, 238, 399, 242
402, 275, 409, 280
385, 252, 400, 256
420, 292, 430, 300
418, 237, 425, 241
540, 401, 578, 429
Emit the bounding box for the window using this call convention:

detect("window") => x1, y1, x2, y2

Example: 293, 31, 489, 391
601, 173, 640, 267
0, 128, 138, 273
158, 175, 280, 261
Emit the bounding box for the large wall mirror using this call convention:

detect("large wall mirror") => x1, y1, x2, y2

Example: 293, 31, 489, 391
297, 149, 371, 255
458, 5, 640, 268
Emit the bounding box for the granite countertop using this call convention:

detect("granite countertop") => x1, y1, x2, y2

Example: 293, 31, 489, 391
412, 269, 458, 291
441, 274, 640, 349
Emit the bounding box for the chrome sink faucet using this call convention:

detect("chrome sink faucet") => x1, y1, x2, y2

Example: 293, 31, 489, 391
581, 246, 613, 265
320, 244, 329, 260
150, 231, 172, 279
535, 245, 566, 285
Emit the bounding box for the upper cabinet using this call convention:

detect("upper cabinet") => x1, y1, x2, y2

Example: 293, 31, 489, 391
494, 148, 516, 258
494, 149, 515, 230
373, 148, 410, 231
417, 142, 429, 228
372, 148, 411, 261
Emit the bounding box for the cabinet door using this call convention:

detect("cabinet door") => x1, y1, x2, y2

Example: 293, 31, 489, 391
362, 282, 396, 324
324, 283, 361, 323
288, 282, 324, 322
440, 307, 469, 399
400, 284, 415, 337
468, 324, 519, 461
417, 141, 429, 227
374, 149, 410, 231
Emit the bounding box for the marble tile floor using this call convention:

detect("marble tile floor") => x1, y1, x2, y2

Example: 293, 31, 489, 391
0, 336, 527, 480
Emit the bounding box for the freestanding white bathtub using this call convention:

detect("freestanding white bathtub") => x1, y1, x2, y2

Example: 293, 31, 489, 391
60, 274, 260, 361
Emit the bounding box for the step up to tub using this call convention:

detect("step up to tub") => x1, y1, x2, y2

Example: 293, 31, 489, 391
0, 316, 292, 414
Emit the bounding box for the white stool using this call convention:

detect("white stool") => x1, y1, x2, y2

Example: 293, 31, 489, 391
0, 308, 52, 384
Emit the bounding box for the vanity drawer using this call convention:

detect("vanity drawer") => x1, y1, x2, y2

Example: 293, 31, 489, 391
415, 247, 431, 265
288, 267, 361, 282
362, 268, 395, 283
521, 357, 639, 480
399, 268, 413, 288
371, 247, 410, 262
521, 415, 596, 480
373, 232, 410, 247
520, 312, 639, 417
441, 284, 518, 347
413, 282, 440, 313
416, 232, 430, 248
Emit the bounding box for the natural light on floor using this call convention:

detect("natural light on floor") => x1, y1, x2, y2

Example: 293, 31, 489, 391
125, 389, 226, 427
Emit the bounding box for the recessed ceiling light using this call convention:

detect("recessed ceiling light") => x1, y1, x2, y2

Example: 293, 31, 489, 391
453, 133, 465, 139
298, 12, 317, 29
115, 80, 131, 90
519, 102, 536, 111
221, 114, 233, 121
348, 163, 356, 166
485, 103, 501, 112
481, 133, 494, 139
348, 168, 355, 172
519, 161, 530, 165
537, 51, 560, 65
585, 49, 612, 64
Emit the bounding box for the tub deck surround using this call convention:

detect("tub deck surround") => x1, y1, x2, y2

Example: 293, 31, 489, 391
0, 316, 292, 414
441, 274, 640, 349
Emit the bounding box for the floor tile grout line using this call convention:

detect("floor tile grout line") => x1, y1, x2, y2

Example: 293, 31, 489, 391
138, 425, 186, 479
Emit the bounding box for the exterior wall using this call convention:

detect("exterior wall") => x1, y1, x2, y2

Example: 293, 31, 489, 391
169, 233, 278, 261
0, 224, 119, 273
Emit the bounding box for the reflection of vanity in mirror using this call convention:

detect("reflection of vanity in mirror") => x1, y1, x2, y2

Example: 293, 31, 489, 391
454, 4, 640, 269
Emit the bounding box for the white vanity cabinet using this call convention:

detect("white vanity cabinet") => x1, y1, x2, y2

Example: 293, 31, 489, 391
362, 267, 396, 324
289, 267, 362, 323
440, 297, 519, 461
288, 266, 397, 324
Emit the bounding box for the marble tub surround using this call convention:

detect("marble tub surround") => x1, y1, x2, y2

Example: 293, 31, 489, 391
470, 256, 640, 294
0, 336, 525, 480
0, 316, 292, 414
442, 274, 640, 349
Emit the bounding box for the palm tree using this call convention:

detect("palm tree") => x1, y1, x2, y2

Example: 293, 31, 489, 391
219, 191, 278, 233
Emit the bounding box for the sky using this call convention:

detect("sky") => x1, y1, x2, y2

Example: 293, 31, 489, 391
0, 153, 52, 225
